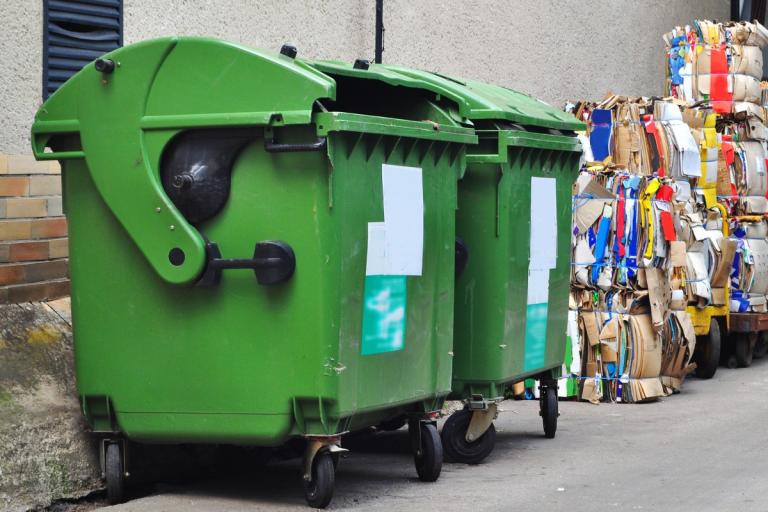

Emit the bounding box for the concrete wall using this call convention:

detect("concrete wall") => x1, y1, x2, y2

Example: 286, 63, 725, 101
0, 1, 44, 157
1, 0, 731, 155
0, 0, 729, 304
124, 0, 732, 106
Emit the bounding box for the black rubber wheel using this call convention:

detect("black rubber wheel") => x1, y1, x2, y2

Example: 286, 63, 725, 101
105, 443, 125, 505
541, 388, 558, 439
754, 333, 768, 359
694, 318, 721, 379
377, 415, 407, 431
303, 451, 335, 509
734, 332, 756, 368
413, 423, 442, 482
440, 409, 496, 464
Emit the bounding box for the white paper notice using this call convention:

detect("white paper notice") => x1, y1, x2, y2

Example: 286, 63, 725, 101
365, 222, 387, 275
527, 269, 551, 304
381, 164, 424, 276
529, 177, 558, 270
365, 164, 425, 276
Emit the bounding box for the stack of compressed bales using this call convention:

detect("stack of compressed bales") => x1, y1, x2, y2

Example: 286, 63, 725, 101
563, 95, 739, 403
665, 20, 768, 114
666, 20, 768, 314
570, 162, 698, 403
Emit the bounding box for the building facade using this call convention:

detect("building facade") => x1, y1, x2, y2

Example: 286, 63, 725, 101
0, 0, 730, 303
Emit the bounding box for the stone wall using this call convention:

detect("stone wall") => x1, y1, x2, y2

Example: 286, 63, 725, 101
0, 299, 99, 511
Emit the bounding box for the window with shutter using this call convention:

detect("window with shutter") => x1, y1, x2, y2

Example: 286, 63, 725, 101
43, 0, 123, 99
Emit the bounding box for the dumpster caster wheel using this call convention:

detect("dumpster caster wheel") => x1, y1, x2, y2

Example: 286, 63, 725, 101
694, 319, 721, 379
412, 422, 442, 482
303, 451, 335, 509
440, 409, 496, 464
105, 442, 126, 505
540, 387, 558, 439
734, 332, 756, 368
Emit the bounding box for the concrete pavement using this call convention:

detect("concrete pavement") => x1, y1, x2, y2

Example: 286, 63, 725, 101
98, 358, 768, 512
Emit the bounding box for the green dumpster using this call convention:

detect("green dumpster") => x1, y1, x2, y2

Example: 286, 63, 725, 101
376, 67, 584, 463
31, 38, 476, 507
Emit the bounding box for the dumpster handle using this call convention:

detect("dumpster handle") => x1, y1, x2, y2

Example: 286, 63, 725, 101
196, 240, 296, 287
264, 134, 327, 153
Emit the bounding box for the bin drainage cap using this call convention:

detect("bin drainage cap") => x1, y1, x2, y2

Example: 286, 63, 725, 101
280, 44, 298, 59
95, 58, 115, 74
353, 59, 370, 70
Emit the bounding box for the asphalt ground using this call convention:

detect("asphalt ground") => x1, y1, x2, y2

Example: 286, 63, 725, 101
96, 358, 768, 512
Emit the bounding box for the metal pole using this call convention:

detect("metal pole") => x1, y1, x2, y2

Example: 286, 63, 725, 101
375, 0, 384, 63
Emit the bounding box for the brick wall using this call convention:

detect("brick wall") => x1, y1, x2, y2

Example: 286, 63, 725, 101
0, 154, 69, 303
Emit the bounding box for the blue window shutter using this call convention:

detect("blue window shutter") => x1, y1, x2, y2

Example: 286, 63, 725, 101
43, 0, 123, 99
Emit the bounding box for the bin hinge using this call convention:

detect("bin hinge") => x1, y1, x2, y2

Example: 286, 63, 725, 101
264, 126, 327, 153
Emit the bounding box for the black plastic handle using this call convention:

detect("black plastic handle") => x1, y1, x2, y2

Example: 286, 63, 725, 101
264, 135, 327, 153
197, 241, 295, 287
207, 257, 285, 271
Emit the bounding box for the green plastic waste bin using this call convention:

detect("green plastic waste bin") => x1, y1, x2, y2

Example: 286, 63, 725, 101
31, 38, 476, 507
374, 67, 584, 463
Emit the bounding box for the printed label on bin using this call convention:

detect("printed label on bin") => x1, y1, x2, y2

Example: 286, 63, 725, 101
361, 164, 423, 355
524, 177, 557, 371
361, 275, 407, 355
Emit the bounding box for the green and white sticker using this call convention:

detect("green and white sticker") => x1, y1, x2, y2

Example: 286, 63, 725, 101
361, 164, 423, 355
361, 275, 407, 355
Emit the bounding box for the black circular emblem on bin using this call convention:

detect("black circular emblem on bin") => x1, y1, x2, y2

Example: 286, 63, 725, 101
169, 248, 185, 266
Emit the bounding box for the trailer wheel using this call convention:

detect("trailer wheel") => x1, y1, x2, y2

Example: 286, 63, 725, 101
694, 318, 720, 379
734, 332, 756, 368
753, 332, 768, 359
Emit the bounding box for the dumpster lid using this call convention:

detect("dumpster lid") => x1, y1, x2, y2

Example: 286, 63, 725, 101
34, 37, 338, 135
386, 66, 585, 132
311, 60, 584, 132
